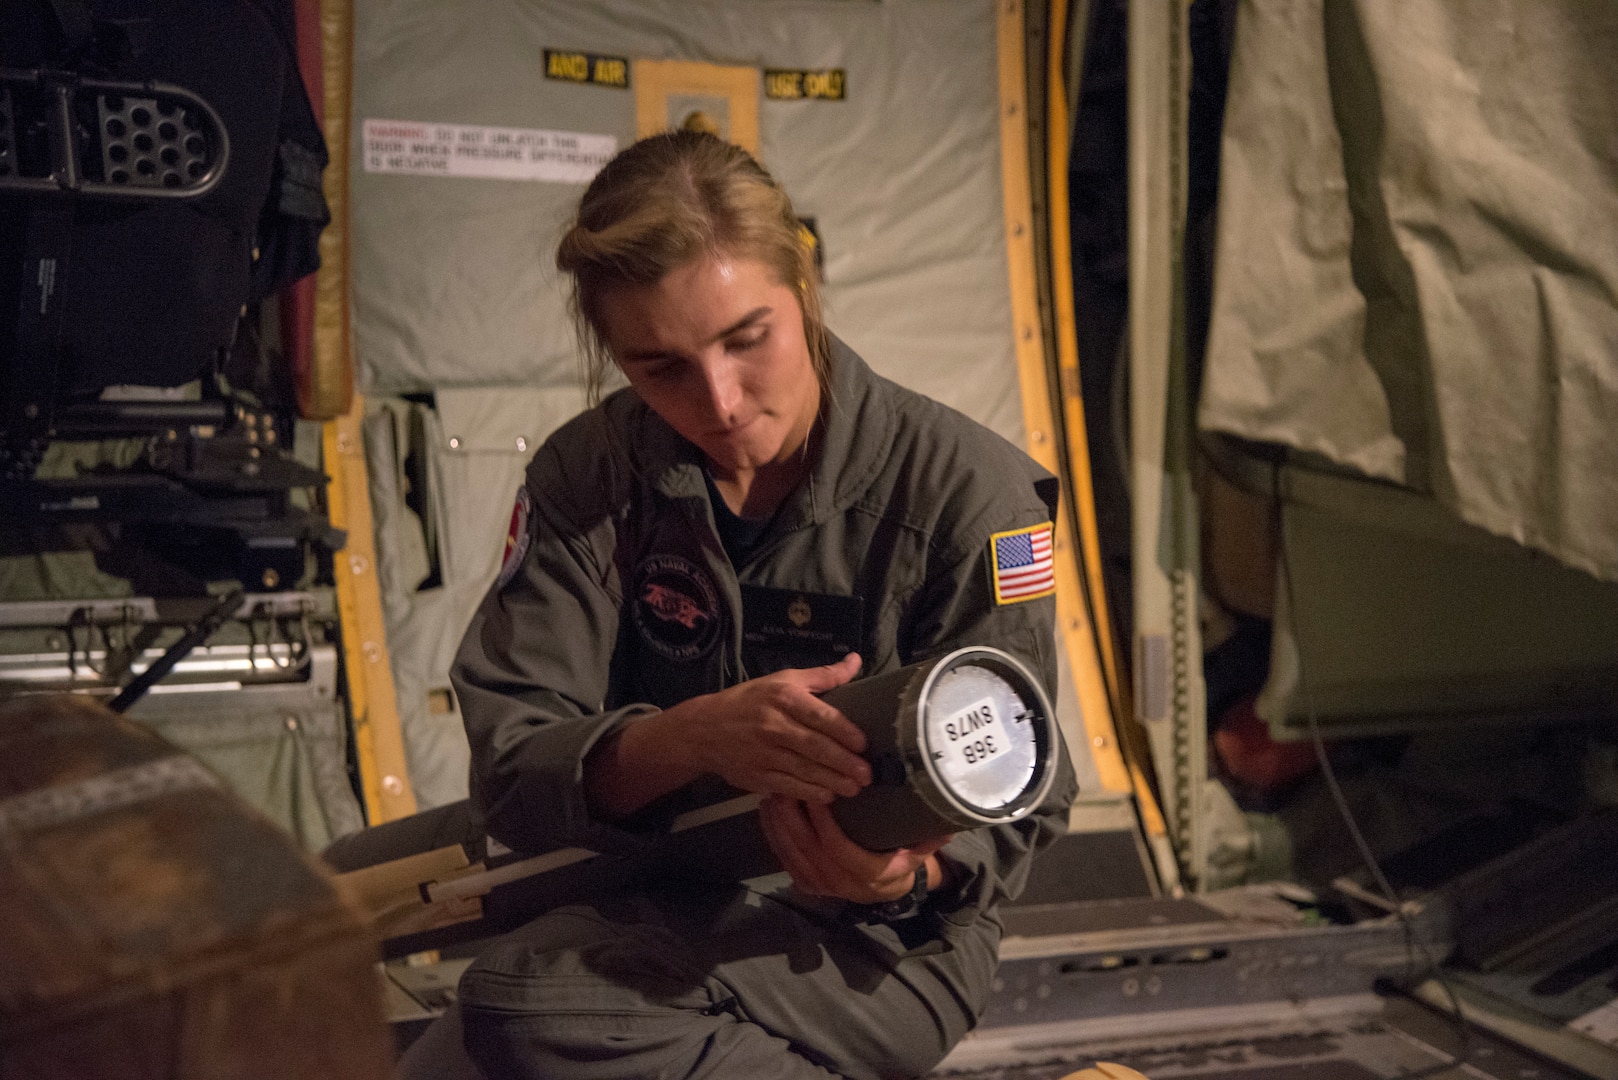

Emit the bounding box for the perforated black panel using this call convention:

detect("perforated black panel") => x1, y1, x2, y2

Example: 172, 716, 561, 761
95, 93, 212, 191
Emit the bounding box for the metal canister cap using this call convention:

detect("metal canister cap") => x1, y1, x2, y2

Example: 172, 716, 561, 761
899, 646, 1059, 828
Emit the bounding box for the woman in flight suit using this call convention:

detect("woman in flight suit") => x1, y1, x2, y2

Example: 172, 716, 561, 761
450, 129, 1078, 1080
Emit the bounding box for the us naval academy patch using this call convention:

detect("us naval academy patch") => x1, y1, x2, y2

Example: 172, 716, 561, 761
633, 554, 722, 661
497, 487, 533, 589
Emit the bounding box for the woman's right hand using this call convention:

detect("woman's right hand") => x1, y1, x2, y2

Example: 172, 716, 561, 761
668, 651, 871, 803
585, 652, 870, 819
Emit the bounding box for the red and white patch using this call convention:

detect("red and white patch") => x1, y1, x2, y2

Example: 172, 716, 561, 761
497, 487, 533, 589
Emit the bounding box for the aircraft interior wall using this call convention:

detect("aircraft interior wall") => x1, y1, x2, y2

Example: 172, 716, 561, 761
7, 0, 1618, 1074
346, 0, 1114, 809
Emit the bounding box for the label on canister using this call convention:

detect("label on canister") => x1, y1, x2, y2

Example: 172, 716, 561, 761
923, 664, 1040, 812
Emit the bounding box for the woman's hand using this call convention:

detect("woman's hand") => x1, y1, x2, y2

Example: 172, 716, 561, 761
757, 795, 952, 904
668, 651, 870, 803
585, 652, 869, 819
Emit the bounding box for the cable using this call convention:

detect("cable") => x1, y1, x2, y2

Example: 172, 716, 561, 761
109, 589, 244, 714
1272, 462, 1472, 1078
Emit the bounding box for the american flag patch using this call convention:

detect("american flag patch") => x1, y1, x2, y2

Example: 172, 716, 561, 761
990, 523, 1056, 605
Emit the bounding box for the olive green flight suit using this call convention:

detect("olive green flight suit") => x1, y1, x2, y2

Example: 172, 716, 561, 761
450, 339, 1078, 1079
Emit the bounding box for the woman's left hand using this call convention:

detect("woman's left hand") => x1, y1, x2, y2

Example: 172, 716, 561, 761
757, 795, 951, 904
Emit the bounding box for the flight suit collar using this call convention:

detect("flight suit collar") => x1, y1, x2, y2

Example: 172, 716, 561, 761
640, 414, 708, 504
774, 335, 892, 535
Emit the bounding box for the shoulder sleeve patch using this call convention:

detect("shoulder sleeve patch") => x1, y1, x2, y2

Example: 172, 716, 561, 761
989, 522, 1056, 605
496, 486, 534, 589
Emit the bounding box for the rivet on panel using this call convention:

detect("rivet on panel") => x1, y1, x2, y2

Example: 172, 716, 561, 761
349, 553, 369, 575
285, 715, 299, 731
516, 436, 528, 452
1013, 222, 1025, 237
362, 641, 381, 663
448, 436, 461, 450
382, 775, 405, 796
1069, 617, 1084, 631
1093, 735, 1109, 748
336, 433, 355, 454
1021, 325, 1034, 341
1007, 102, 1020, 117
1030, 429, 1045, 443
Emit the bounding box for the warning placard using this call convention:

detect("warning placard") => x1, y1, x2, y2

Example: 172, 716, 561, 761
362, 119, 616, 183
544, 50, 630, 89
763, 69, 846, 100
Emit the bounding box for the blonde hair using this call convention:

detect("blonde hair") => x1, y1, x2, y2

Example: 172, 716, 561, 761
556, 130, 829, 403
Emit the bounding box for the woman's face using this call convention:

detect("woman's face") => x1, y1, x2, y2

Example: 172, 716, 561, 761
598, 254, 820, 478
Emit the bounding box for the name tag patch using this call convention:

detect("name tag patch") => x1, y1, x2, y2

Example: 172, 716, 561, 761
741, 585, 862, 675
990, 522, 1056, 605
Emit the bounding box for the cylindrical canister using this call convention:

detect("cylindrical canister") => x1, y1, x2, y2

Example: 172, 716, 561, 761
330, 647, 1068, 956
824, 646, 1064, 851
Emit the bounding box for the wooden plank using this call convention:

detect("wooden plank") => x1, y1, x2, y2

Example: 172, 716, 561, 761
324, 401, 416, 823
999, 0, 1130, 796
318, 0, 415, 824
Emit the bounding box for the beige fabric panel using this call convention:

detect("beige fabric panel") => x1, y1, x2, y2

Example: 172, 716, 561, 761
351, 0, 1025, 446
127, 698, 365, 851
364, 387, 587, 808
1201, 0, 1618, 583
